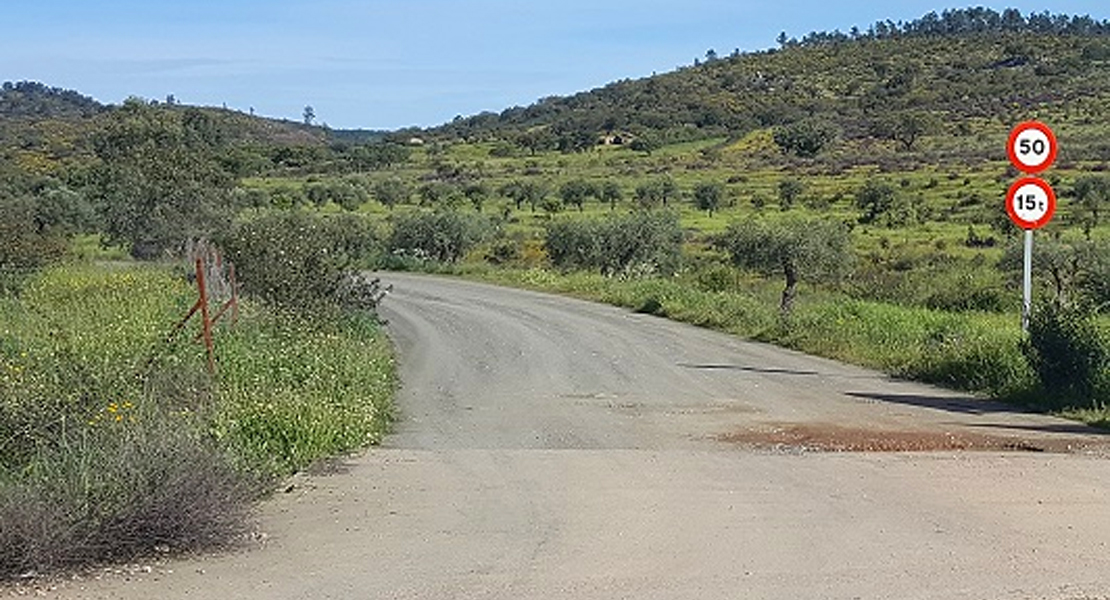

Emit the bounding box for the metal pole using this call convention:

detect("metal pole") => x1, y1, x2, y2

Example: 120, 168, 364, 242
1022, 229, 1033, 332
196, 257, 216, 375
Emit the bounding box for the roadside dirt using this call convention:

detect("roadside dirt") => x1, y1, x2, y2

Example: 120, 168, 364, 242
722, 422, 1110, 454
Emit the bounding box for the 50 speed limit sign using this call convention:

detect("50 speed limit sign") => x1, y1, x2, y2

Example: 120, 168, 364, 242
1006, 177, 1056, 230
1007, 121, 1058, 174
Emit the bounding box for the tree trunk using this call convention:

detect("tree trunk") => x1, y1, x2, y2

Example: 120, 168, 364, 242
780, 262, 798, 316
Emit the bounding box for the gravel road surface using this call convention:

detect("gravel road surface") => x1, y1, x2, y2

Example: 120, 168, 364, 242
30, 273, 1110, 599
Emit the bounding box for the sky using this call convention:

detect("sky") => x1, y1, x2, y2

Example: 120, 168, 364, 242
3, 1, 1109, 130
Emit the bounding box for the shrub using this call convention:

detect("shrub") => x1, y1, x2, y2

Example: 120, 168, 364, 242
1022, 302, 1110, 409
855, 179, 918, 226
388, 210, 493, 263
0, 414, 258, 578
0, 197, 68, 293
485, 238, 522, 265
772, 119, 837, 157
544, 210, 683, 276
222, 211, 379, 311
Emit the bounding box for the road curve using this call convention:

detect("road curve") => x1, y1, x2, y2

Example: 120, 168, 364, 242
37, 273, 1110, 599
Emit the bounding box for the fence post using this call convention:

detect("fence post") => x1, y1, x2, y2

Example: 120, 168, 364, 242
195, 257, 216, 375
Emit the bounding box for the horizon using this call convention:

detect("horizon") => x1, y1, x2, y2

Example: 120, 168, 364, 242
4, 2, 1110, 131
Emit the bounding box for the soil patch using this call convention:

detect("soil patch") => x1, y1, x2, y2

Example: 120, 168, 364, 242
721, 423, 1107, 454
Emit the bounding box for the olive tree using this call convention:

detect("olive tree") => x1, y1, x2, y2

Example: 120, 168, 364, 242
373, 178, 409, 210
694, 183, 724, 216
559, 179, 597, 212
719, 216, 852, 315
545, 210, 683, 276
1072, 175, 1109, 240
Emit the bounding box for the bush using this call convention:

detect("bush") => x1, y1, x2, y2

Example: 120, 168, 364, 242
0, 197, 69, 293
0, 414, 258, 578
544, 210, 683, 276
772, 119, 837, 157
856, 179, 909, 225
1022, 302, 1110, 409
222, 211, 379, 311
0, 264, 396, 578
387, 210, 493, 263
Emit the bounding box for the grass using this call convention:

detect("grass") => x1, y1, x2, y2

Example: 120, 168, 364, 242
214, 306, 395, 475
0, 263, 395, 578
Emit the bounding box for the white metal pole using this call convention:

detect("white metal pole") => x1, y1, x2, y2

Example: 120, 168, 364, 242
1022, 228, 1033, 332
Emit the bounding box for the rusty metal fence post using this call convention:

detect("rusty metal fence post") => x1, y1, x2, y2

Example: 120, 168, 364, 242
149, 242, 238, 376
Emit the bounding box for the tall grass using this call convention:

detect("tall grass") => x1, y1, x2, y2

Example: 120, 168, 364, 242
0, 264, 395, 578
215, 307, 395, 475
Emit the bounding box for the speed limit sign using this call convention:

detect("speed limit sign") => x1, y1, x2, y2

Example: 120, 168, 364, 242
1006, 177, 1056, 230
1007, 121, 1058, 174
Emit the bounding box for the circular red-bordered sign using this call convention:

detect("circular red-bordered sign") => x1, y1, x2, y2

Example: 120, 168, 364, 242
1007, 121, 1058, 174
1006, 177, 1056, 230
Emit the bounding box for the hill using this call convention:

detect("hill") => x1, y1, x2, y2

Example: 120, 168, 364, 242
0, 81, 335, 179
0, 81, 105, 119
428, 8, 1110, 166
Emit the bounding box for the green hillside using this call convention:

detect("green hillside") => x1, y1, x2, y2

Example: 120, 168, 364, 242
429, 8, 1110, 162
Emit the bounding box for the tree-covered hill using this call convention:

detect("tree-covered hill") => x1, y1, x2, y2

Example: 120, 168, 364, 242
429, 8, 1110, 162
0, 81, 105, 119
0, 81, 335, 179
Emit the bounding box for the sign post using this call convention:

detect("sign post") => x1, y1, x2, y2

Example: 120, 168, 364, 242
1006, 122, 1058, 331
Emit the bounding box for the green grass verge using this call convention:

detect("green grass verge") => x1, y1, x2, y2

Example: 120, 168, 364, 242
0, 263, 395, 577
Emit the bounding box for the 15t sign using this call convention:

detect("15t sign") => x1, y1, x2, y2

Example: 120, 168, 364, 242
1007, 121, 1058, 174
1006, 177, 1056, 230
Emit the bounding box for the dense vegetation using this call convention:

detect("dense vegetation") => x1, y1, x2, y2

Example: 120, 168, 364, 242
0, 90, 398, 576
431, 9, 1110, 157
0, 265, 394, 577
2, 5, 1110, 576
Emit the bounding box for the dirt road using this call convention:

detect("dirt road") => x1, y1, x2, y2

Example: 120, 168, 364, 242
35, 274, 1110, 599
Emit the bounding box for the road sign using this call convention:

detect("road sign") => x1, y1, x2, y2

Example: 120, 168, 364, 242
1007, 121, 1058, 174
1006, 177, 1056, 230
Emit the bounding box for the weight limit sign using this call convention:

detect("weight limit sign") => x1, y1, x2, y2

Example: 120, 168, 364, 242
1006, 177, 1056, 230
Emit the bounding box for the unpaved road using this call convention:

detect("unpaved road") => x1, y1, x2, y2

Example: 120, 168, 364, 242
29, 274, 1110, 599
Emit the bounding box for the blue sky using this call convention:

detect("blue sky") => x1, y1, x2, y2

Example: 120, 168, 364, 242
3, 1, 1109, 130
